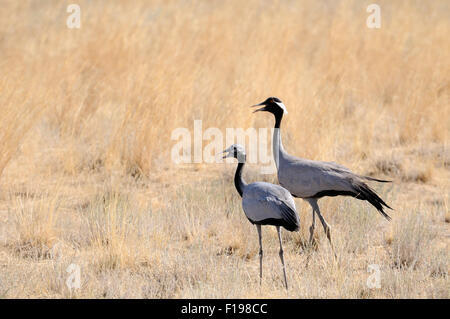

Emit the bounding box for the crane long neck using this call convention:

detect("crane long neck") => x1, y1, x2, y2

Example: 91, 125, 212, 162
234, 162, 247, 197
273, 113, 285, 169
275, 113, 282, 129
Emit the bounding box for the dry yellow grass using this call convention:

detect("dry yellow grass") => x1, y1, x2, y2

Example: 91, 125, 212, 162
0, 0, 448, 298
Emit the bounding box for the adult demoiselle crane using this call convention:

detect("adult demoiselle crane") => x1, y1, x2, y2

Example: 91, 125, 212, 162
222, 144, 300, 289
252, 97, 392, 254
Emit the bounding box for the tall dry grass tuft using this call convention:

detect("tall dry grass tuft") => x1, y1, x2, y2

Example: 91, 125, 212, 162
8, 190, 61, 259
0, 85, 44, 180
84, 189, 149, 271
390, 210, 436, 270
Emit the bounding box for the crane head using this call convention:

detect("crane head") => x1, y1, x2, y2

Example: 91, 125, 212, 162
222, 144, 246, 163
251, 97, 288, 115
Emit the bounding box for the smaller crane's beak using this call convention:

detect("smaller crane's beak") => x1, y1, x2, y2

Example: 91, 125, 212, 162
218, 149, 230, 159
251, 102, 267, 113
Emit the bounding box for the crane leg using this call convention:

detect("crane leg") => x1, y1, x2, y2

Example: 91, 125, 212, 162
276, 226, 288, 290
315, 205, 337, 259
305, 199, 318, 247
309, 208, 316, 245
256, 225, 263, 286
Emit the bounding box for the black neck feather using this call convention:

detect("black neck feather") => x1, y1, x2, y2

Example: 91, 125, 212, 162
234, 162, 246, 197
274, 112, 283, 128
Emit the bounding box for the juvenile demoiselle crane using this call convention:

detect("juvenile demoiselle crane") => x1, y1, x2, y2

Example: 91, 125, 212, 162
252, 97, 392, 255
222, 144, 300, 289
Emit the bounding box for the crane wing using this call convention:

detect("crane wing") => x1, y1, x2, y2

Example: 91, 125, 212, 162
242, 182, 300, 231
278, 158, 392, 220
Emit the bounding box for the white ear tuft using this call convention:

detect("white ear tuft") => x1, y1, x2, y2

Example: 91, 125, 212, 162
275, 102, 288, 114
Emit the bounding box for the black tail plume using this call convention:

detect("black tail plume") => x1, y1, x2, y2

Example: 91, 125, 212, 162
362, 175, 392, 183
353, 181, 392, 221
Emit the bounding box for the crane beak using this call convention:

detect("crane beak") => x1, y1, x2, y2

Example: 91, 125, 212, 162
219, 149, 231, 159
251, 102, 267, 113
252, 106, 267, 113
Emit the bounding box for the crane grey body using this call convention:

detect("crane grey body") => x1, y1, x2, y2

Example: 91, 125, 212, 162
253, 97, 392, 254
222, 144, 300, 289
242, 182, 300, 231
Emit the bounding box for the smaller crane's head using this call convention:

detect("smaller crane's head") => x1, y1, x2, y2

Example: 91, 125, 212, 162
252, 97, 288, 116
222, 144, 246, 163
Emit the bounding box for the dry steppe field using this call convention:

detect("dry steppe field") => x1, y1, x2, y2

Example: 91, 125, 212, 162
0, 0, 448, 298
